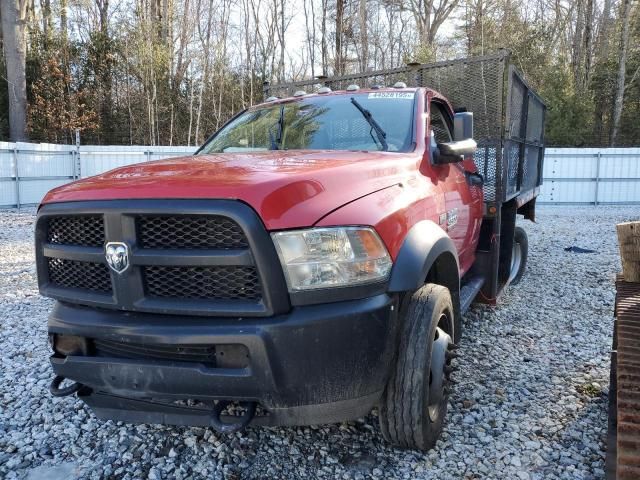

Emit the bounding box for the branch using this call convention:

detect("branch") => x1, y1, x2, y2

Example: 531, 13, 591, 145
626, 65, 640, 91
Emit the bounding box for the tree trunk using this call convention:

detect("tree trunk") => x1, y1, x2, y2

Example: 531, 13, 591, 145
571, 0, 584, 88
161, 0, 169, 43
335, 0, 344, 75
610, 0, 631, 146
580, 0, 594, 91
96, 0, 113, 142
60, 0, 67, 40
0, 0, 28, 141
592, 0, 612, 142
303, 0, 315, 79
279, 0, 285, 82
359, 0, 367, 72
321, 0, 328, 76
42, 0, 51, 44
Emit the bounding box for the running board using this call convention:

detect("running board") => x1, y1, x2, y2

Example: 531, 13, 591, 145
460, 276, 485, 314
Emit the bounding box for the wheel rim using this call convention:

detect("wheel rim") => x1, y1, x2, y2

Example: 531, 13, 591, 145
509, 239, 522, 283
427, 315, 452, 422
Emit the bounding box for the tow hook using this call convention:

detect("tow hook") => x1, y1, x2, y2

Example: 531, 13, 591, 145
209, 400, 257, 433
49, 375, 83, 397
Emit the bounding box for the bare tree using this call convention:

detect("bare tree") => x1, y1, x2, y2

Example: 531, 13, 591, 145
570, 0, 595, 92
41, 0, 52, 43
581, 0, 594, 89
1, 0, 29, 141
571, 0, 585, 87
173, 0, 194, 92
277, 0, 286, 82
95, 0, 113, 141
241, 0, 256, 106
303, 0, 316, 78
249, 0, 279, 81
320, 0, 328, 75
592, 0, 613, 140
358, 0, 368, 72
410, 0, 460, 47
335, 0, 345, 75
194, 0, 214, 145
610, 0, 632, 145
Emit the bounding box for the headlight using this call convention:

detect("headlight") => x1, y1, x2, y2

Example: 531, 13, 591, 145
271, 227, 392, 291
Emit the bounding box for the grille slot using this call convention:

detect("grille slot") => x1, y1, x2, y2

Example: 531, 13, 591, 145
92, 339, 249, 368
138, 216, 248, 249
145, 266, 261, 300
47, 258, 112, 293
47, 215, 105, 247
94, 339, 216, 364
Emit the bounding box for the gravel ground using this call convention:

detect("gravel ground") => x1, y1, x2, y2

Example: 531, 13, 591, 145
1, 205, 637, 480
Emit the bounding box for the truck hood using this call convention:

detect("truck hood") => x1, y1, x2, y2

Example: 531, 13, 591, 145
42, 150, 418, 229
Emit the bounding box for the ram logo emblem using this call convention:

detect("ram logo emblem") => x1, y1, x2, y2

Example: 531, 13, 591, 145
105, 242, 130, 274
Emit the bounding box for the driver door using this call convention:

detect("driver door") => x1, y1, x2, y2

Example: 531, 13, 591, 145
429, 101, 482, 274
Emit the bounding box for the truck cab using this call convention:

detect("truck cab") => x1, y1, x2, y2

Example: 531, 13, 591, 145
36, 54, 544, 451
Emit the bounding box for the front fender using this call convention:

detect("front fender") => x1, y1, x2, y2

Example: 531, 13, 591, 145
388, 220, 459, 292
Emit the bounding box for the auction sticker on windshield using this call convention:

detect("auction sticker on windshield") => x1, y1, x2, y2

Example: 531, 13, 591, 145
367, 92, 414, 99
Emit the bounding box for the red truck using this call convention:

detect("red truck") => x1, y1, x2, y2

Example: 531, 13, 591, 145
36, 52, 545, 450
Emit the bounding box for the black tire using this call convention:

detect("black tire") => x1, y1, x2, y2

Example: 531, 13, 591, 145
379, 284, 455, 450
509, 226, 529, 285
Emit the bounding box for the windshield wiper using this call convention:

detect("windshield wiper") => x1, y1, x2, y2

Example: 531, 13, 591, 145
269, 105, 285, 150
350, 97, 388, 151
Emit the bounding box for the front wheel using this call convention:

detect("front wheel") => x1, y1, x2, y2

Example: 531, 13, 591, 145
378, 284, 457, 450
509, 226, 529, 285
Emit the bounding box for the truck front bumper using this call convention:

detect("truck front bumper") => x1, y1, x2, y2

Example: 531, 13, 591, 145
48, 293, 398, 427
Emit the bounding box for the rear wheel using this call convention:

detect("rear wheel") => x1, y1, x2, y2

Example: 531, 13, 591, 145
509, 226, 528, 285
379, 284, 457, 450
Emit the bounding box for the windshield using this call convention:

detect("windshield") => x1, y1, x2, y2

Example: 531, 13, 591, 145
199, 92, 416, 154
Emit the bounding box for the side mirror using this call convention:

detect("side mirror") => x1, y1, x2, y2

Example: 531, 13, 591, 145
433, 138, 477, 164
454, 112, 473, 141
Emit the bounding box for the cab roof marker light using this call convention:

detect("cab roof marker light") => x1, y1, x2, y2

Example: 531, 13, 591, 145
393, 81, 407, 88
265, 96, 279, 102
293, 90, 307, 97
346, 84, 360, 91
371, 85, 384, 90
317, 86, 332, 94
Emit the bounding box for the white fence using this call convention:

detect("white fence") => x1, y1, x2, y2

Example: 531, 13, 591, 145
0, 143, 196, 208
539, 147, 640, 204
0, 143, 638, 207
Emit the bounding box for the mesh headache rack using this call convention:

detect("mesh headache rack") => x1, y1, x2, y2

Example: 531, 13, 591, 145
264, 50, 546, 205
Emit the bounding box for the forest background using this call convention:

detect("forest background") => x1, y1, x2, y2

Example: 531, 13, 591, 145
0, 0, 638, 147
